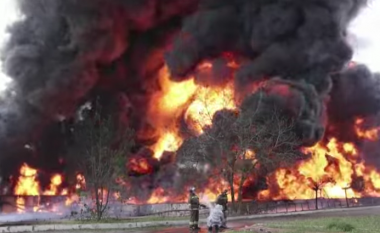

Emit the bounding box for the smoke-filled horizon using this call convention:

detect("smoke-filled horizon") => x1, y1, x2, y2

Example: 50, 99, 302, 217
0, 0, 380, 201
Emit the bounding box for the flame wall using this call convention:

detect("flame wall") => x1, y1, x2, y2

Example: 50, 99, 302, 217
1, 0, 380, 203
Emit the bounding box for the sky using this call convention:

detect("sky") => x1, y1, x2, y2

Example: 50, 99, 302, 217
348, 0, 380, 72
0, 1, 378, 93
0, 0, 20, 93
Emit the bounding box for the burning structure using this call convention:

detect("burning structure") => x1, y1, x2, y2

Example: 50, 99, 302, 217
0, 0, 379, 212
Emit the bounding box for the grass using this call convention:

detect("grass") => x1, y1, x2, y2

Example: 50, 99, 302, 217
326, 222, 355, 232
229, 215, 380, 233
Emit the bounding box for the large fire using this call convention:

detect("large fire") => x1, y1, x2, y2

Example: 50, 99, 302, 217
14, 164, 67, 212
10, 61, 380, 209
140, 61, 380, 203
147, 64, 237, 159
259, 138, 373, 200
14, 163, 66, 197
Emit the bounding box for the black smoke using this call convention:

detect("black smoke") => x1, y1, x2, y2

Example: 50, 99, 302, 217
0, 0, 199, 188
327, 64, 380, 140
166, 0, 380, 197
0, 0, 380, 200
166, 0, 368, 146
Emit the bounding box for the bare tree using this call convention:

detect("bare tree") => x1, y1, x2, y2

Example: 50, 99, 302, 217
205, 110, 302, 212
69, 103, 134, 220
181, 89, 303, 213
308, 177, 335, 210
235, 111, 303, 213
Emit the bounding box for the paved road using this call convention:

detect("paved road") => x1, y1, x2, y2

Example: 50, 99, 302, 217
6, 206, 380, 233
52, 220, 253, 233
88, 206, 380, 233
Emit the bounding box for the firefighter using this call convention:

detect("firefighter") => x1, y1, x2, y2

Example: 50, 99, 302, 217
216, 190, 228, 228
188, 187, 205, 230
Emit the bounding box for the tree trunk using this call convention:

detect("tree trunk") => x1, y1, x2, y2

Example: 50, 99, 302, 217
228, 172, 235, 213
315, 189, 318, 210
100, 189, 111, 218
237, 173, 246, 215
95, 187, 103, 221
344, 188, 349, 208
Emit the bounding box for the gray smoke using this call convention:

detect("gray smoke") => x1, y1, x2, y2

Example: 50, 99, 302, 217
0, 212, 66, 224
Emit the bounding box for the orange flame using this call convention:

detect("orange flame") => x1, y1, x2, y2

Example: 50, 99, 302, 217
75, 174, 86, 190
259, 137, 380, 200
63, 64, 380, 204
14, 163, 40, 196
16, 197, 25, 213
147, 188, 172, 204
184, 83, 236, 134
355, 118, 380, 141
147, 62, 238, 159
129, 157, 153, 174
12, 57, 380, 207
13, 164, 70, 212
43, 174, 64, 196
151, 132, 183, 159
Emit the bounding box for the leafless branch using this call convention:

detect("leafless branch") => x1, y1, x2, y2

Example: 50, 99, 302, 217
67, 101, 134, 220
177, 88, 302, 213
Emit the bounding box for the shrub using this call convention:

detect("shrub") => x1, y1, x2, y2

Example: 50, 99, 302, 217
327, 222, 355, 232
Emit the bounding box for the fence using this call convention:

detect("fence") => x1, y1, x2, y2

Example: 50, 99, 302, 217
130, 197, 380, 217
1, 195, 380, 218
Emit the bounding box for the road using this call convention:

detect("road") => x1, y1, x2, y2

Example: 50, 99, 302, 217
52, 220, 254, 233
6, 206, 380, 233
135, 221, 251, 233
96, 206, 380, 233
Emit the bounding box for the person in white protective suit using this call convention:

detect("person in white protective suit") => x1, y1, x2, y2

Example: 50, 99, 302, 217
207, 204, 225, 233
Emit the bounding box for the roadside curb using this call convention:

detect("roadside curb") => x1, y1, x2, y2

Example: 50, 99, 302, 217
1, 205, 379, 232
0, 220, 188, 233
228, 205, 380, 221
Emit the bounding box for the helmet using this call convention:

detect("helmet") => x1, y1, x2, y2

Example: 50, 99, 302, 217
189, 187, 196, 192
223, 189, 228, 194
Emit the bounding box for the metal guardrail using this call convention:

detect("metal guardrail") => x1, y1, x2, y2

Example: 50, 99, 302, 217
139, 197, 380, 217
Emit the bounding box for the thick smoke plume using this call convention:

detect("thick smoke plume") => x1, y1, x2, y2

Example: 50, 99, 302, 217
328, 64, 380, 140
166, 0, 367, 146
0, 0, 380, 201
0, 0, 198, 177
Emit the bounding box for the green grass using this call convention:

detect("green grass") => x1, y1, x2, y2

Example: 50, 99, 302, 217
326, 222, 355, 232
229, 216, 380, 233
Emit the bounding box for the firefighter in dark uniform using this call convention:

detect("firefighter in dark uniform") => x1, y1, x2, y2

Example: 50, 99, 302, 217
216, 190, 228, 228
188, 187, 205, 230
